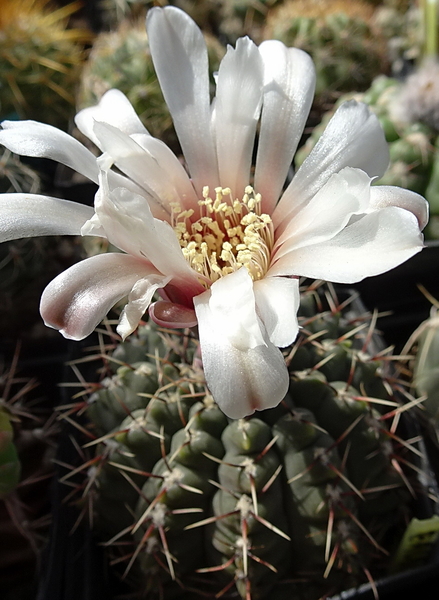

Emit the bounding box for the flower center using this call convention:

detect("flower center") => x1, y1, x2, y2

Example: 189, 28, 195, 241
171, 186, 274, 287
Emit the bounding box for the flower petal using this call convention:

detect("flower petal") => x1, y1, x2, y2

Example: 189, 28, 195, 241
273, 167, 372, 259
269, 206, 424, 283
0, 194, 95, 242
75, 89, 149, 148
273, 101, 389, 230
214, 37, 264, 198
0, 121, 99, 183
117, 274, 172, 339
149, 301, 198, 328
193, 268, 289, 419
40, 253, 159, 340
146, 6, 219, 193
93, 122, 173, 220
130, 133, 199, 212
94, 171, 205, 297
255, 42, 315, 214
254, 276, 300, 347
369, 185, 429, 230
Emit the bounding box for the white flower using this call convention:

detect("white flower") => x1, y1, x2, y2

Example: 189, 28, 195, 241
0, 7, 428, 419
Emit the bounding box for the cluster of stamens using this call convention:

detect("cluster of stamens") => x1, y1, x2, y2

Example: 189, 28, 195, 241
171, 186, 274, 286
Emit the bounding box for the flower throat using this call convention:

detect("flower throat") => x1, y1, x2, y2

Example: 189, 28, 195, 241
171, 186, 274, 286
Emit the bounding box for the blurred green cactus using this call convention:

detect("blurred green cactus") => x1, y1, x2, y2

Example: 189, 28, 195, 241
263, 0, 389, 103
407, 292, 439, 424
0, 0, 90, 129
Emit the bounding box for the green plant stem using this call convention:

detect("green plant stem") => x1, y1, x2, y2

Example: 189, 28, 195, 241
423, 0, 439, 59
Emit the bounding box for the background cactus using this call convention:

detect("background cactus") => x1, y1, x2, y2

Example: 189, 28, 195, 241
263, 0, 389, 104
0, 0, 90, 129
371, 1, 422, 74
0, 149, 41, 195
61, 282, 431, 599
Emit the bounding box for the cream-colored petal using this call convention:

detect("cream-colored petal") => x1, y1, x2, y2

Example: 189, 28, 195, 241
0, 120, 99, 183
255, 42, 315, 214
273, 167, 372, 259
75, 89, 149, 148
193, 268, 289, 419
254, 276, 300, 348
146, 6, 219, 193
40, 253, 159, 340
269, 207, 424, 283
274, 101, 389, 230
369, 185, 429, 230
117, 274, 172, 339
94, 171, 205, 296
213, 37, 264, 198
0, 194, 95, 242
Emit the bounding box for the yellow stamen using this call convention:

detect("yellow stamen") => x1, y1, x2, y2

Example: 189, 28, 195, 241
172, 186, 274, 286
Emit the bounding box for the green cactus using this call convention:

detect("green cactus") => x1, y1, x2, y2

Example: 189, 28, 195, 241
215, 0, 282, 44
371, 2, 422, 71
61, 283, 428, 599
97, 0, 153, 28
0, 0, 89, 129
263, 0, 389, 103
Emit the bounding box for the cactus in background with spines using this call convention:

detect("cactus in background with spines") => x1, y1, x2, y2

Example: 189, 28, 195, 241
405, 292, 439, 429
0, 0, 89, 129
263, 0, 389, 103
0, 352, 59, 598
0, 149, 41, 195
62, 284, 424, 599
215, 0, 282, 44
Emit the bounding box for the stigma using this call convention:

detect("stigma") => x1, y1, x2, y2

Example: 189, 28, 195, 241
171, 186, 274, 286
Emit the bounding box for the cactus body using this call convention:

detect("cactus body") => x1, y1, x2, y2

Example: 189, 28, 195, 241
63, 285, 424, 599
410, 306, 439, 423
263, 0, 388, 103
